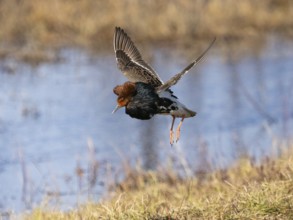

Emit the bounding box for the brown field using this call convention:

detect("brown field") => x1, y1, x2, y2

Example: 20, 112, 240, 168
0, 0, 292, 52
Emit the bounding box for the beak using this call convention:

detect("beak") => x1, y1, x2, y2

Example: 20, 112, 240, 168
112, 105, 122, 114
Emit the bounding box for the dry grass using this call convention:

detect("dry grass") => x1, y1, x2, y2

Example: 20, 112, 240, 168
0, 0, 292, 64
0, 0, 292, 52
25, 142, 293, 219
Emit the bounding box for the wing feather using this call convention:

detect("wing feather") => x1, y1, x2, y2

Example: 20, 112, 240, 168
156, 38, 216, 93
114, 27, 163, 87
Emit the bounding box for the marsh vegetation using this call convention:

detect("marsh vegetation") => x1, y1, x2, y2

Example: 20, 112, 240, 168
0, 0, 292, 52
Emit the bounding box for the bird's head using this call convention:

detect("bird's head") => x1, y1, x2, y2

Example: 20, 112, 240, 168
112, 82, 137, 113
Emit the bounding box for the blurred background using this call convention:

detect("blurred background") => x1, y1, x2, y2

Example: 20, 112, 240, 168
0, 0, 292, 213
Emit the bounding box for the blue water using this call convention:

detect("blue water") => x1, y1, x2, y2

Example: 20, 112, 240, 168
0, 37, 292, 212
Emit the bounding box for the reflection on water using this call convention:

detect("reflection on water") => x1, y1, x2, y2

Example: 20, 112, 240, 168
0, 37, 293, 212
140, 119, 158, 170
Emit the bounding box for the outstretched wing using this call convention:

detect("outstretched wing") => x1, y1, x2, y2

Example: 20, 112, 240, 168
156, 38, 216, 93
114, 27, 163, 87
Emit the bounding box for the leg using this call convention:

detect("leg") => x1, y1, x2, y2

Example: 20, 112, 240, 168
170, 116, 176, 145
176, 116, 185, 142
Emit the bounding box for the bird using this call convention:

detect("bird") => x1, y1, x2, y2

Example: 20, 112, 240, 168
112, 27, 215, 144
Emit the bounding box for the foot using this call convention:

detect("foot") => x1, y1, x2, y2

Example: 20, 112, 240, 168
176, 126, 181, 143
169, 116, 176, 145
170, 129, 174, 145
176, 117, 185, 143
